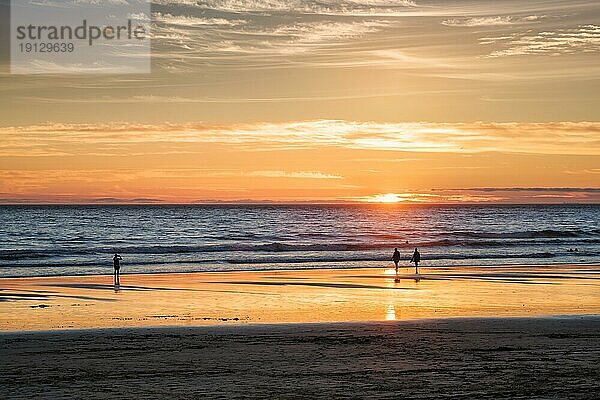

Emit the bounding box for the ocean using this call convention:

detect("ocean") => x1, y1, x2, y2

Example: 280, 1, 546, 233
1, 204, 598, 277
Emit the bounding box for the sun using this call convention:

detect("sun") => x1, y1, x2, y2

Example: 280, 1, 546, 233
367, 193, 405, 203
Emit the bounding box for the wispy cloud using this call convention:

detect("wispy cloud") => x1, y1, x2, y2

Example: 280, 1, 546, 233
20, 89, 469, 104
246, 171, 343, 179
563, 168, 600, 175
0, 168, 342, 183
153, 13, 247, 27
430, 187, 600, 203
436, 187, 600, 193
155, 0, 418, 16
12, 60, 145, 74
152, 16, 394, 63
1, 121, 599, 156
482, 24, 600, 57
442, 15, 543, 27
0, 193, 166, 204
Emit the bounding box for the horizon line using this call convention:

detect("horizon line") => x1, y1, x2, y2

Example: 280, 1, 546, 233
0, 202, 598, 206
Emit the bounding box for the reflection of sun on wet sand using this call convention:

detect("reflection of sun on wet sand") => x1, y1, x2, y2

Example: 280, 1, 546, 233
1, 264, 599, 331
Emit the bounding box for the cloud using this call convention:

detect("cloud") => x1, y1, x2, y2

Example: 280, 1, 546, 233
442, 16, 542, 27
90, 197, 164, 203
152, 0, 595, 18
128, 12, 150, 21
12, 60, 145, 74
428, 187, 600, 203
1, 121, 599, 156
19, 93, 427, 104
152, 17, 393, 61
154, 0, 418, 16
0, 168, 343, 184
563, 168, 600, 175
0, 193, 165, 204
246, 171, 343, 179
482, 24, 600, 57
29, 0, 129, 7
152, 13, 247, 27
435, 187, 600, 193
271, 21, 388, 45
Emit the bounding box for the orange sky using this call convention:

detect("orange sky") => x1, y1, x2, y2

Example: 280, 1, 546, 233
0, 0, 598, 203
1, 121, 598, 203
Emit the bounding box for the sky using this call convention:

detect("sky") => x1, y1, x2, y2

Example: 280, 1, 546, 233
0, 0, 599, 203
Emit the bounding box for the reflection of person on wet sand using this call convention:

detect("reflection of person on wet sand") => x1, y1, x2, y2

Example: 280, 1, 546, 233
113, 253, 122, 285
391, 248, 401, 277
410, 248, 421, 274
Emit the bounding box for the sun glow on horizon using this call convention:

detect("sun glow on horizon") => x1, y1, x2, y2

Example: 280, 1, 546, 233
363, 193, 438, 203
366, 193, 406, 203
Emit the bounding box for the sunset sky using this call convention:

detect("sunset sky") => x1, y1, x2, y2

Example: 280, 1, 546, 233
0, 0, 599, 203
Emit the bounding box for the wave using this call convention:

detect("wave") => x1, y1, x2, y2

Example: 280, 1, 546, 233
446, 229, 599, 239
3, 250, 598, 270
1, 238, 599, 261
225, 250, 600, 264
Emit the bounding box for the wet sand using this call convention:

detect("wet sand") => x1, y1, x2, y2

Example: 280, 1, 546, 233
1, 265, 599, 331
1, 265, 599, 398
2, 317, 599, 399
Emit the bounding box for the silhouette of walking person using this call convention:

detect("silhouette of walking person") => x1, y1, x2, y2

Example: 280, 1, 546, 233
113, 253, 122, 285
410, 248, 421, 275
391, 248, 401, 277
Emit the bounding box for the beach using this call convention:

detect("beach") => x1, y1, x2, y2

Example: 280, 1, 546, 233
2, 318, 599, 398
1, 264, 600, 398
1, 265, 599, 331
3, 0, 598, 395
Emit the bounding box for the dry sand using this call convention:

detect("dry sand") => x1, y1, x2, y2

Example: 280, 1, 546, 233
2, 317, 599, 399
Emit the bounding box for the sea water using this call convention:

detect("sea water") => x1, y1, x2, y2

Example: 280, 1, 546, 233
1, 204, 598, 277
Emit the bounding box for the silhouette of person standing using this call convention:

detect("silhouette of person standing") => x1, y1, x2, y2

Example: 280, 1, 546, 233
391, 248, 401, 276
113, 253, 122, 285
410, 248, 421, 274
